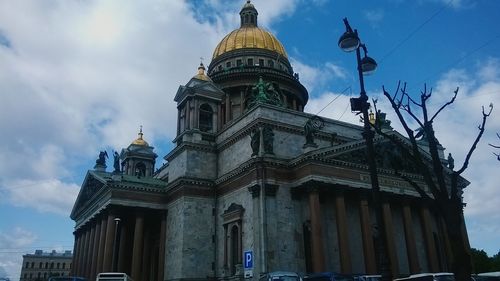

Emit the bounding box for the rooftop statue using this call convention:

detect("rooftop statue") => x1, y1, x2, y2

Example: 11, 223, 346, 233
304, 116, 324, 147
247, 76, 283, 109
96, 151, 108, 166
113, 151, 121, 173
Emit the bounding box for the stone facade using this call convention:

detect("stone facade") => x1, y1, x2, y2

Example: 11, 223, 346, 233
70, 1, 468, 281
19, 250, 72, 281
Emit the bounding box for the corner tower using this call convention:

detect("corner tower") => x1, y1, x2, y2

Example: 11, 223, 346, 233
120, 127, 157, 177
208, 0, 308, 126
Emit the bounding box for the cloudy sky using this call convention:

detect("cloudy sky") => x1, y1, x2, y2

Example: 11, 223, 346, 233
1, 0, 499, 279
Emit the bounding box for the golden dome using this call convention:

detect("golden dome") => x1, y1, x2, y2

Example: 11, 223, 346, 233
212, 26, 288, 60
131, 126, 149, 146
193, 62, 212, 81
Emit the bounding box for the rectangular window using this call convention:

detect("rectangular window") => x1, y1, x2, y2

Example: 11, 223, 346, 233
226, 61, 231, 68
26, 262, 29, 268
236, 59, 242, 66
259, 59, 264, 66
247, 58, 253, 66
268, 60, 274, 68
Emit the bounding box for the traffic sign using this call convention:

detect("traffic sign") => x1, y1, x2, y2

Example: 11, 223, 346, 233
244, 250, 253, 269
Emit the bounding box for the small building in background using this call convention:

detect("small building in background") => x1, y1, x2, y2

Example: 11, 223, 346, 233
19, 250, 72, 281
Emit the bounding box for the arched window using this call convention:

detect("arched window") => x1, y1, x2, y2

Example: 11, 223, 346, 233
230, 225, 240, 275
222, 203, 244, 276
199, 104, 213, 132
135, 162, 146, 177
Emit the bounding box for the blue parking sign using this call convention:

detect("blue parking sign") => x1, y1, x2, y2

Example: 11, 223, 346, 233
244, 250, 253, 269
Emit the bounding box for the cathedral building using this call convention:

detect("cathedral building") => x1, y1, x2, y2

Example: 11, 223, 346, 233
70, 1, 467, 280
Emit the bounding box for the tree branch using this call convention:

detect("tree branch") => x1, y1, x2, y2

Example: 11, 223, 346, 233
489, 133, 500, 149
395, 170, 433, 202
456, 104, 493, 174
381, 84, 441, 197
494, 152, 500, 161
430, 87, 459, 122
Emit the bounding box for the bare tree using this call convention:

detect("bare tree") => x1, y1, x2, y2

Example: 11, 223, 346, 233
374, 82, 493, 281
489, 133, 500, 161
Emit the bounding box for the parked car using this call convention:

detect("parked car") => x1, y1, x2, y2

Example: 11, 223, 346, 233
473, 272, 500, 281
259, 271, 303, 281
354, 274, 381, 281
393, 272, 454, 281
303, 272, 354, 281
48, 277, 87, 281
96, 273, 133, 281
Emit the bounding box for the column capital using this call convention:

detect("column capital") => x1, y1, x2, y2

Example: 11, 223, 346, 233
248, 184, 260, 198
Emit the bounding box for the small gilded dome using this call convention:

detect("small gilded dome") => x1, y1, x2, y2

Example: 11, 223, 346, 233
131, 127, 149, 146
193, 62, 212, 81
212, 27, 288, 60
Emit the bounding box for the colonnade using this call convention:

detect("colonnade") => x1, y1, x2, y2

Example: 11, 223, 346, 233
71, 209, 167, 281
306, 188, 448, 277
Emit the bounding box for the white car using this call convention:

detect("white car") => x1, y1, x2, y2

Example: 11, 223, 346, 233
259, 271, 303, 281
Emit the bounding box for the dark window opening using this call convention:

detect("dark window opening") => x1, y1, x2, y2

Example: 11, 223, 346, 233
199, 103, 214, 132
135, 162, 146, 177
303, 221, 312, 273
247, 58, 253, 66
226, 61, 231, 68
259, 59, 264, 66
236, 59, 242, 67
268, 60, 274, 68
230, 225, 240, 275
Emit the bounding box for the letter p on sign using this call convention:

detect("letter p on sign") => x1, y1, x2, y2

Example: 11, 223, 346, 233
244, 250, 253, 269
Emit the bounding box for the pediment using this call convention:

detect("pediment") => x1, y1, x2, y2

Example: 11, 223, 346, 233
175, 79, 224, 104
70, 171, 108, 219
310, 132, 421, 174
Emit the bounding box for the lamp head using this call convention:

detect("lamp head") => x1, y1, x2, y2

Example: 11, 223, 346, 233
338, 30, 360, 52
361, 55, 377, 75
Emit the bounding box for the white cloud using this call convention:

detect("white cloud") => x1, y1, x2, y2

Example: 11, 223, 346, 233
0, 228, 37, 280
304, 91, 361, 125
290, 58, 350, 95
363, 9, 385, 27
0, 0, 230, 214
417, 0, 475, 9
3, 179, 80, 215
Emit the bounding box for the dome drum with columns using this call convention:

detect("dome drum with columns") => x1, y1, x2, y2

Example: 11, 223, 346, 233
208, 0, 308, 120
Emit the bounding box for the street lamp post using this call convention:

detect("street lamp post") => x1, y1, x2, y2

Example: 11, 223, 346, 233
112, 217, 121, 272
338, 18, 391, 281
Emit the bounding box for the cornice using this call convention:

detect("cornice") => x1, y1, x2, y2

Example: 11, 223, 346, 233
164, 140, 217, 161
